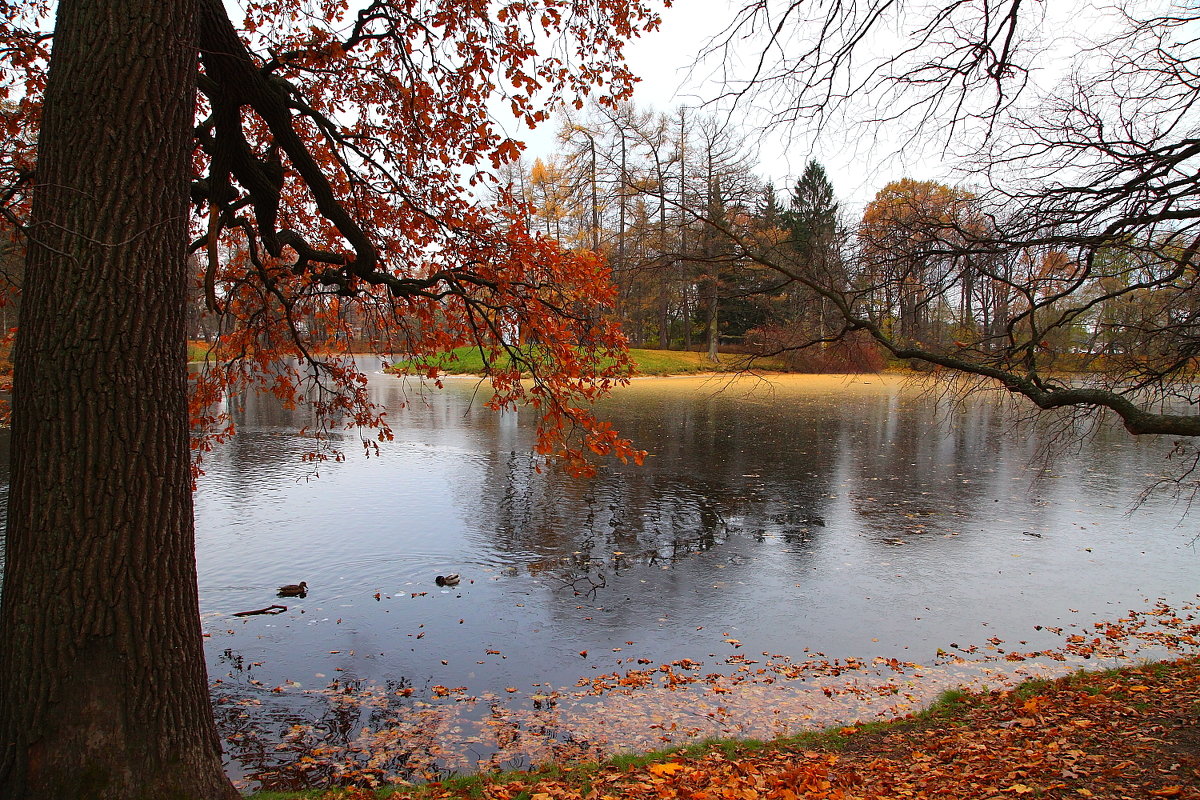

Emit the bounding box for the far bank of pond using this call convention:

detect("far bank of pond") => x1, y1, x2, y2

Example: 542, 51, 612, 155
370, 345, 794, 377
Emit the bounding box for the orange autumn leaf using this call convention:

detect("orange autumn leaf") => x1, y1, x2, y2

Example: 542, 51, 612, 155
1021, 695, 1047, 713
647, 762, 686, 777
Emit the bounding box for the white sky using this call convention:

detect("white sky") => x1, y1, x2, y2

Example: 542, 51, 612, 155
517, 0, 964, 212
516, 0, 1128, 215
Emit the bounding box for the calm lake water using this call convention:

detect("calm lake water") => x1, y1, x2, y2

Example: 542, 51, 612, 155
188, 369, 1200, 787
4, 370, 1199, 788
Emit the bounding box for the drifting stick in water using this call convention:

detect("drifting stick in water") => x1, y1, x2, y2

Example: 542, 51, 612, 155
232, 604, 288, 617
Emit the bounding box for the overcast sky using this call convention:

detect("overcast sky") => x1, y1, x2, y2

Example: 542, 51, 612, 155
517, 0, 1125, 214
517, 0, 963, 212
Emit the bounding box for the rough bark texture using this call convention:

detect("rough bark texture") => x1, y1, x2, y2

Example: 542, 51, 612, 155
0, 0, 239, 797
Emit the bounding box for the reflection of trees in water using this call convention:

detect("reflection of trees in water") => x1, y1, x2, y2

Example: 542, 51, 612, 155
471, 385, 851, 584
832, 388, 1174, 550
839, 391, 1028, 546
485, 449, 751, 573
202, 382, 335, 498
765, 502, 827, 551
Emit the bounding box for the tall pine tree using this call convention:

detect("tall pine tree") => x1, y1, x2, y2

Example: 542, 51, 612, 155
786, 160, 839, 264
779, 160, 841, 329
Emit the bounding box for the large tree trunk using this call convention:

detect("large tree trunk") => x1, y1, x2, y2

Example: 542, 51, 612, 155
0, 0, 238, 797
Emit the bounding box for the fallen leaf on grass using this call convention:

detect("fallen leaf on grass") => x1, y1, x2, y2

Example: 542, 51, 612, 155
647, 762, 685, 776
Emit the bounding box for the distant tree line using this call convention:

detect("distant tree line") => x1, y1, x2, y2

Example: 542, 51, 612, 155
489, 107, 856, 366
180, 78, 1200, 422
494, 101, 1195, 380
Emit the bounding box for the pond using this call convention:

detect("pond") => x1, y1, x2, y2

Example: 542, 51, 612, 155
189, 369, 1200, 789
5, 370, 1199, 789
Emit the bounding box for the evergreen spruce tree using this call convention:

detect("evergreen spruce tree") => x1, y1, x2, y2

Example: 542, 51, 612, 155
786, 160, 839, 258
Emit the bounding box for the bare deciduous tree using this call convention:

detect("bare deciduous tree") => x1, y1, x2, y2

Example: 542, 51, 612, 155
707, 0, 1200, 438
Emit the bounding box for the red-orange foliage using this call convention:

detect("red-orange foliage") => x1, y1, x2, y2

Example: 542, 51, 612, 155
1, 0, 660, 475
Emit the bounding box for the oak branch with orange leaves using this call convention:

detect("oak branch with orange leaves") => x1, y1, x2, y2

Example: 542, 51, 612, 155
0, 0, 656, 797
188, 0, 660, 473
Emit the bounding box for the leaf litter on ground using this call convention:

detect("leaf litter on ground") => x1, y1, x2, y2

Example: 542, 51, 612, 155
289, 654, 1200, 800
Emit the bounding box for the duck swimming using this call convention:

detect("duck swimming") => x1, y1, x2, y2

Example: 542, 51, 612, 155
277, 581, 308, 597
435, 574, 460, 587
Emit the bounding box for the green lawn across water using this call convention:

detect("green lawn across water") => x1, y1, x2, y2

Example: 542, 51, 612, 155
382, 346, 789, 377
186, 342, 793, 375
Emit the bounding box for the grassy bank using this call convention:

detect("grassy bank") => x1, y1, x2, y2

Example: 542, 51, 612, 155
382, 347, 793, 377
626, 348, 790, 375
247, 655, 1200, 799
188, 340, 213, 362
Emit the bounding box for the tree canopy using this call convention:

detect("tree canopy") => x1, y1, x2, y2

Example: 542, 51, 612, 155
2, 0, 663, 475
